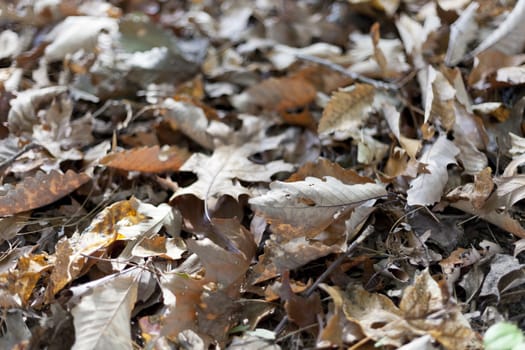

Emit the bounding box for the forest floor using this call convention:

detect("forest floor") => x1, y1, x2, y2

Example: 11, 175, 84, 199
1, 1, 525, 349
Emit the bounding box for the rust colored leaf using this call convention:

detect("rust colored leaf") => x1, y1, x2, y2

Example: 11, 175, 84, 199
101, 145, 190, 173
0, 170, 90, 216
240, 75, 318, 128
286, 158, 374, 184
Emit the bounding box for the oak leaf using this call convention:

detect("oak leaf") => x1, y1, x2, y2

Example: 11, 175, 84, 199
0, 170, 90, 216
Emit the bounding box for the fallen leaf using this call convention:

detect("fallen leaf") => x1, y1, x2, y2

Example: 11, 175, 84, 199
470, 0, 525, 57
318, 84, 375, 136
0, 170, 90, 216
250, 176, 386, 240
8, 86, 68, 134
48, 197, 175, 296
154, 218, 255, 347
468, 50, 525, 89
4, 253, 53, 305
383, 104, 421, 159
342, 269, 481, 349
101, 145, 190, 173
407, 135, 459, 206
173, 116, 294, 211
71, 269, 140, 350
444, 2, 479, 66
479, 254, 525, 301
286, 157, 374, 184
162, 98, 215, 150
348, 32, 410, 78
44, 16, 118, 61
423, 66, 456, 133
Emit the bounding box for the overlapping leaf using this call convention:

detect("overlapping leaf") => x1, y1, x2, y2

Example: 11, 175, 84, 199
250, 176, 386, 239
173, 116, 294, 210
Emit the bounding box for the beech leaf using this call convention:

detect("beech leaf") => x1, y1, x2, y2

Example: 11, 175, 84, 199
71, 270, 139, 350
249, 176, 387, 239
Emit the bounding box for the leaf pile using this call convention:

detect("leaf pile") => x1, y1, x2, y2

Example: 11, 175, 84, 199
1, 0, 525, 349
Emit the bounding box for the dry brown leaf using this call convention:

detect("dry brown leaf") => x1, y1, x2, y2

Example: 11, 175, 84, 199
3, 253, 53, 305
286, 157, 374, 184
48, 198, 174, 296
150, 218, 256, 347
162, 98, 215, 150
0, 170, 90, 216
479, 254, 525, 301
237, 75, 318, 128
249, 176, 387, 240
370, 23, 388, 77
101, 145, 190, 173
468, 50, 525, 88
318, 84, 375, 136
449, 199, 525, 239
279, 271, 322, 329
473, 167, 494, 209
383, 104, 421, 159
348, 31, 410, 78
173, 116, 294, 211
423, 66, 456, 133
317, 284, 364, 348
252, 236, 342, 283
341, 269, 481, 349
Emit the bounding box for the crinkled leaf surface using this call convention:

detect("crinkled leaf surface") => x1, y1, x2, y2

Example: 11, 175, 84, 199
49, 197, 175, 295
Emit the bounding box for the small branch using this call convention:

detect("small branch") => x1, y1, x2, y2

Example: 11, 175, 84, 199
295, 54, 399, 91
0, 143, 41, 173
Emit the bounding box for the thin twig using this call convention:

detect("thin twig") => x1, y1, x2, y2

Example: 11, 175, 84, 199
295, 54, 399, 91
0, 143, 41, 173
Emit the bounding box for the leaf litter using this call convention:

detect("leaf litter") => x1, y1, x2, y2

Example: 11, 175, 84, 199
1, 1, 525, 349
